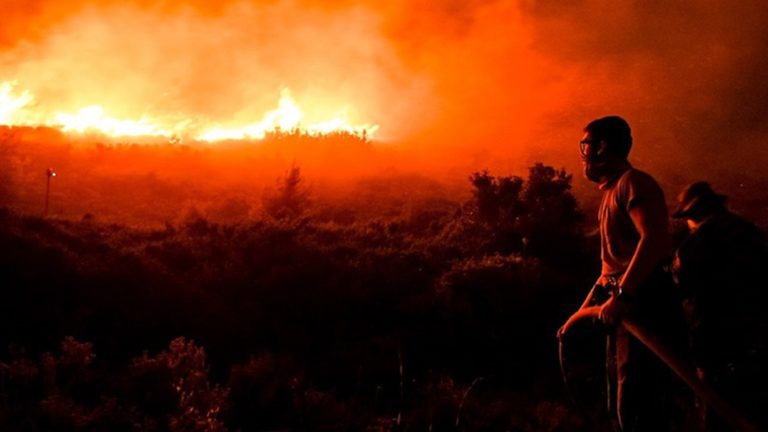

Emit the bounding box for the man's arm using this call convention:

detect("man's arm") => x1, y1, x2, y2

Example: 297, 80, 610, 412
579, 283, 598, 310
600, 191, 671, 324
619, 194, 671, 296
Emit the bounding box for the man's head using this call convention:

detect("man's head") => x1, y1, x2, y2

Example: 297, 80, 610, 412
672, 181, 727, 229
580, 116, 633, 182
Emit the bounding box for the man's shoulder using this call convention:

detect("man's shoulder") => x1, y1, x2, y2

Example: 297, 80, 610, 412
705, 212, 765, 242
620, 167, 660, 186
616, 167, 663, 195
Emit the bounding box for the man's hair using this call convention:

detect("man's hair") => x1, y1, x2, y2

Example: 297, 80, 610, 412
584, 116, 632, 158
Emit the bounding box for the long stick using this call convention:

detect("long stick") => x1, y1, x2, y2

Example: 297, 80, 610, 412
621, 318, 759, 432
560, 307, 760, 432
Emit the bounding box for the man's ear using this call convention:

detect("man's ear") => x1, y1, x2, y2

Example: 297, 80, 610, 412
596, 140, 608, 156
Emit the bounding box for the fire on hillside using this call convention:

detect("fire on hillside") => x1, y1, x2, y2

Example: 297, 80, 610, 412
0, 81, 378, 143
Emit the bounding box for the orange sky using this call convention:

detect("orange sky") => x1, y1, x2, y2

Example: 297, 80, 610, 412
2, 0, 768, 187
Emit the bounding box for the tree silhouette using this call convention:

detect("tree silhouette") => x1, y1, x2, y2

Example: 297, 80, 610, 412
520, 163, 584, 263
469, 171, 524, 227
467, 163, 583, 260
263, 164, 311, 220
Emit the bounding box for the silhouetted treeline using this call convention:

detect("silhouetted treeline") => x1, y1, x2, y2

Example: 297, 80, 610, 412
0, 161, 600, 431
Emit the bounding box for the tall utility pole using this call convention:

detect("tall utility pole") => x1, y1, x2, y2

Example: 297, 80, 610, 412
44, 168, 56, 217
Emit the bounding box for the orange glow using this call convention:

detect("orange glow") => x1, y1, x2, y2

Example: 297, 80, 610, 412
0, 81, 34, 125
55, 106, 174, 137
0, 2, 412, 145
196, 89, 378, 142
1, 0, 767, 229
0, 81, 378, 142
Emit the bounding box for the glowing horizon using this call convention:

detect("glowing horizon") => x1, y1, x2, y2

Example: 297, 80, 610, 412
0, 81, 379, 142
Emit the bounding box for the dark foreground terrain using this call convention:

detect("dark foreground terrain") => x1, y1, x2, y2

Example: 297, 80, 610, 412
0, 160, 609, 431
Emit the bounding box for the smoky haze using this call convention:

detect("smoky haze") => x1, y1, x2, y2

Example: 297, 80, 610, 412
2, 0, 768, 207
0, 0, 431, 140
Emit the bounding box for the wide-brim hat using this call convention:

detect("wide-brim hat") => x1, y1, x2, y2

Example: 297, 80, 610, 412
672, 181, 727, 219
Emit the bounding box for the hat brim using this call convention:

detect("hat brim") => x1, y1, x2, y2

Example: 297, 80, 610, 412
672, 197, 700, 219
671, 194, 726, 219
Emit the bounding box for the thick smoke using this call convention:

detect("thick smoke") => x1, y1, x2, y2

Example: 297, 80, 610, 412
0, 0, 432, 140
3, 0, 768, 197
515, 0, 768, 206
378, 0, 768, 197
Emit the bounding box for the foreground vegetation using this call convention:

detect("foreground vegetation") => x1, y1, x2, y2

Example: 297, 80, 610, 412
0, 161, 604, 431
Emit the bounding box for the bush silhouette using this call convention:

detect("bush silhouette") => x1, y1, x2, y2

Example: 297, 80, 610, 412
263, 164, 311, 220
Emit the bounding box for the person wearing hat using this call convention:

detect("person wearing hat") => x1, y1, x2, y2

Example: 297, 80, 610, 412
672, 181, 729, 230
564, 116, 686, 431
672, 182, 768, 431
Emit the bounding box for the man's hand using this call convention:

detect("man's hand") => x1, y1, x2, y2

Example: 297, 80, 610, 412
558, 304, 604, 340
598, 296, 632, 327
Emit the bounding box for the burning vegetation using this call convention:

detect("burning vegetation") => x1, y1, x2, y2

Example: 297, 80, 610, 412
1, 82, 378, 142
